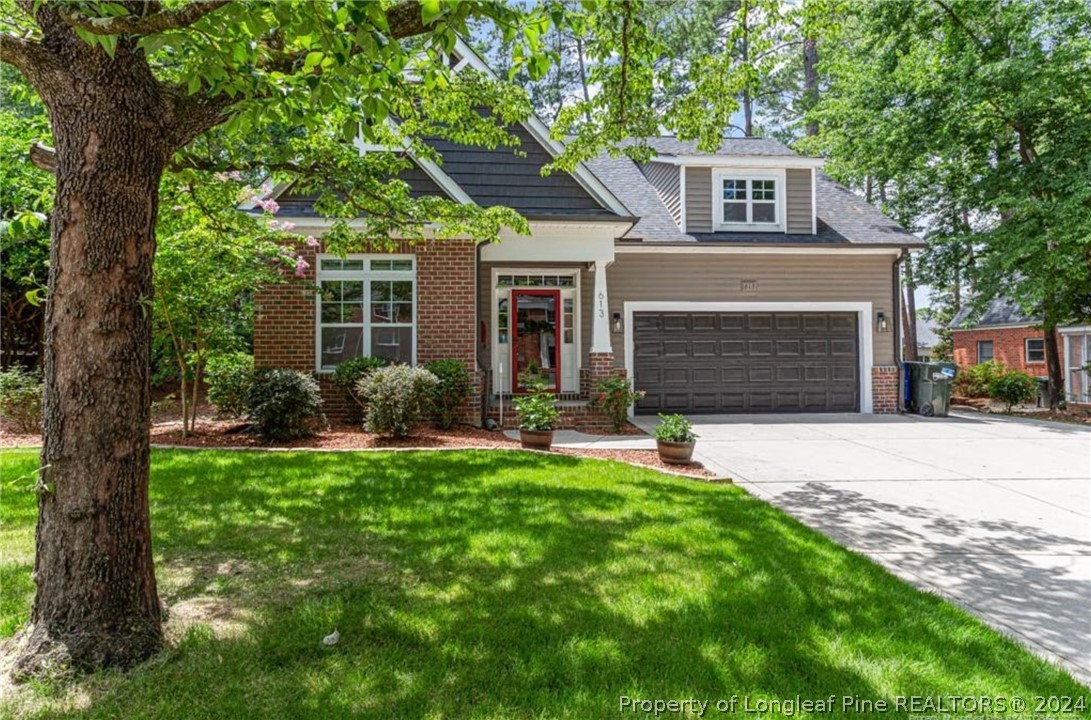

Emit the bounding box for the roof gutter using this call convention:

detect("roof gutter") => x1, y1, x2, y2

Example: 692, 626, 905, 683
651, 155, 825, 169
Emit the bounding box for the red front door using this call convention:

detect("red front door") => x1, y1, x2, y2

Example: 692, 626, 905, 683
511, 289, 560, 392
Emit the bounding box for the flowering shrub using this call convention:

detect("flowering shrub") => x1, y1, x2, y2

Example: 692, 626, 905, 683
424, 359, 471, 429
0, 366, 42, 433
205, 352, 254, 418
589, 376, 645, 433
358, 365, 439, 438
246, 369, 326, 442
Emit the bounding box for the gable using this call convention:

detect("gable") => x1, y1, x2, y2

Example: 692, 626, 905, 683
271, 159, 454, 217
422, 124, 613, 217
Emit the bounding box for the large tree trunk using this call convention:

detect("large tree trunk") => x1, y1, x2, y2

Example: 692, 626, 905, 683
803, 36, 819, 136
1044, 324, 1064, 410
902, 255, 919, 361
12, 35, 173, 678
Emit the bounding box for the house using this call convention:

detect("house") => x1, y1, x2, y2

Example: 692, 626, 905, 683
914, 316, 942, 361
951, 300, 1091, 406
951, 299, 1047, 376
253, 39, 925, 427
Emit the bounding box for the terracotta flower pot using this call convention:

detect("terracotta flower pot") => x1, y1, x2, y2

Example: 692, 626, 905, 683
520, 429, 554, 451
656, 439, 695, 465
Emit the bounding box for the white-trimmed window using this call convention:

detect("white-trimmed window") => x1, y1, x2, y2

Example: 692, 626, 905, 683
713, 172, 782, 231
1025, 337, 1045, 363
317, 255, 415, 370
977, 340, 994, 363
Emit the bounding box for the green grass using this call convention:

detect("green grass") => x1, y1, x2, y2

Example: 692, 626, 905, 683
0, 448, 1085, 718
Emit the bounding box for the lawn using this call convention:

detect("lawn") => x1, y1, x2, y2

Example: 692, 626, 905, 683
0, 448, 1085, 718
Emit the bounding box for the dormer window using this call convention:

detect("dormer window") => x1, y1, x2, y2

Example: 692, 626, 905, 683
712, 171, 783, 231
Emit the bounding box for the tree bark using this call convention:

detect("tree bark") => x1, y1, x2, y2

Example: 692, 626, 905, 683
1044, 323, 1064, 410
902, 255, 919, 361
10, 27, 174, 678
802, 36, 818, 136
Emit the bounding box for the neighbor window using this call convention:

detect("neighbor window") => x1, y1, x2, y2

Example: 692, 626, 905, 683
317, 256, 415, 370
715, 175, 779, 229
1025, 338, 1045, 363
977, 340, 994, 363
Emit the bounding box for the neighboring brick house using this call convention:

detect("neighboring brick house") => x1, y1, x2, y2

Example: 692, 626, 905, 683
951, 300, 1091, 407
253, 38, 925, 427
950, 300, 1047, 376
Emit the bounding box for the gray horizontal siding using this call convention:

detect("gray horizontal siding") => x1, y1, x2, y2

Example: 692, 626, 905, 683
607, 253, 896, 365
786, 168, 813, 234
640, 162, 682, 227
684, 167, 712, 233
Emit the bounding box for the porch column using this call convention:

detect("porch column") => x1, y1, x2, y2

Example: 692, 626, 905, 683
591, 260, 612, 354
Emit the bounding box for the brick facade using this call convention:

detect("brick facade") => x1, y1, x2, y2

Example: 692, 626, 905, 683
952, 326, 1047, 376
254, 238, 480, 424
871, 365, 900, 414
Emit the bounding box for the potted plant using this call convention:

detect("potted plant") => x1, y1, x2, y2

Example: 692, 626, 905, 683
514, 383, 560, 451
654, 413, 697, 465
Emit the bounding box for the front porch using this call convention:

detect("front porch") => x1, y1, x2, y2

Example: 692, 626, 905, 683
478, 221, 628, 430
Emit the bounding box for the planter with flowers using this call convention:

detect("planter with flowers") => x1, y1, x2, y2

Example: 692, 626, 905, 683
654, 413, 697, 465
514, 384, 560, 451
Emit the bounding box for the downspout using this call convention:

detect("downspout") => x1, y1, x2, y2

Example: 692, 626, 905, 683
476, 240, 488, 427
893, 249, 908, 412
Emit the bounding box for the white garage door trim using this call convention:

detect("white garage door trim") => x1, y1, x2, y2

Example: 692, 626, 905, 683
624, 301, 875, 415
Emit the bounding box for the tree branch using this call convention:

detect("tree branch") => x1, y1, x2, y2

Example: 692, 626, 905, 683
56, 0, 233, 36
29, 142, 57, 174
0, 32, 48, 74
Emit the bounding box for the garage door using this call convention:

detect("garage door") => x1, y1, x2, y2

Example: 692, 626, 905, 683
633, 311, 859, 414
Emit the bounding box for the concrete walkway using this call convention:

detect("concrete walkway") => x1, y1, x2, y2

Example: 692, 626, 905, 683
631, 411, 1091, 685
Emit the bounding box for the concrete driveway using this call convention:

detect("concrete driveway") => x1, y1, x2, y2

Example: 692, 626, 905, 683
632, 411, 1091, 685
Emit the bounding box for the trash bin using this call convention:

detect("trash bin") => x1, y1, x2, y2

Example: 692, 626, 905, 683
903, 361, 958, 417
1035, 377, 1050, 408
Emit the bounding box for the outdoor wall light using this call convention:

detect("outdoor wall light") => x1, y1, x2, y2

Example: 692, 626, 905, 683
611, 312, 623, 333
876, 311, 889, 333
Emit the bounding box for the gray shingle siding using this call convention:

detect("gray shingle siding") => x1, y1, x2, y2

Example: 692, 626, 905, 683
423, 124, 606, 214
639, 161, 681, 226
272, 163, 448, 217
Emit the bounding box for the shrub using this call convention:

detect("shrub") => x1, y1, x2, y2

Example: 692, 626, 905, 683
331, 356, 390, 412
358, 365, 438, 438
589, 376, 645, 433
990, 370, 1038, 412
654, 413, 696, 443
246, 369, 325, 442
205, 352, 254, 418
514, 384, 560, 431
0, 367, 43, 433
954, 360, 1007, 398
424, 359, 471, 429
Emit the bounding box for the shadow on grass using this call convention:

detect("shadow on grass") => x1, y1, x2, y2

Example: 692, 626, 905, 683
1, 449, 1086, 718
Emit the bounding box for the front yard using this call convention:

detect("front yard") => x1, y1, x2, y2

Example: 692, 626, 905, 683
0, 448, 1085, 718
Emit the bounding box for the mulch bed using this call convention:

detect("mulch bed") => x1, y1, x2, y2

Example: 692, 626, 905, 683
952, 398, 1091, 426
2, 419, 716, 478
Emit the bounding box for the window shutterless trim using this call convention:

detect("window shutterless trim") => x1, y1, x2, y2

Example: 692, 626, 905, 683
1024, 337, 1045, 363
711, 169, 785, 232
314, 254, 416, 372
